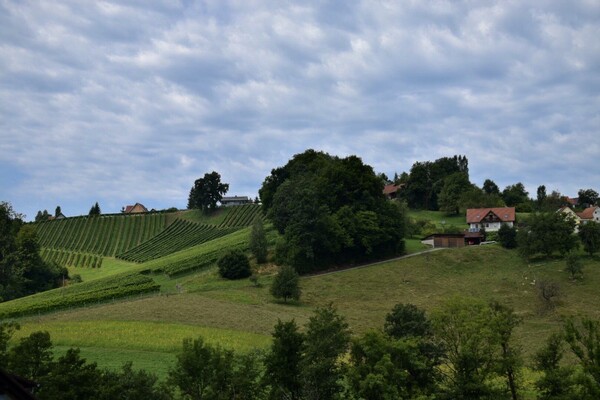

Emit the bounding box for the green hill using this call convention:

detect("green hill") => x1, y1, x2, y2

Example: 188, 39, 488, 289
7, 243, 600, 382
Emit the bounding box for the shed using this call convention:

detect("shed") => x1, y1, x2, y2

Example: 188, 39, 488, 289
421, 233, 466, 248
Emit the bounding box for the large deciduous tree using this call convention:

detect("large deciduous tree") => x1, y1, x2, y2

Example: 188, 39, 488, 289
517, 212, 578, 259
578, 188, 599, 207
502, 183, 530, 207
188, 171, 229, 213
260, 150, 406, 273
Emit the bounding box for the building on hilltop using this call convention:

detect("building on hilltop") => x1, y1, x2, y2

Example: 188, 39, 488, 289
220, 196, 252, 207
123, 203, 148, 214
466, 207, 515, 232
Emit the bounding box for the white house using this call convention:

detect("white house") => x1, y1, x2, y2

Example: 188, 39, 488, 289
466, 207, 516, 232
220, 196, 252, 207
558, 206, 581, 232
578, 206, 600, 224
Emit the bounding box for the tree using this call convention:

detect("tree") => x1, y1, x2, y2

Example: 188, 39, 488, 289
578, 189, 599, 207
249, 218, 268, 263
7, 331, 53, 381
188, 171, 229, 213
579, 221, 600, 256
300, 304, 351, 400
0, 321, 19, 368
54, 206, 62, 218
565, 253, 584, 281
89, 202, 101, 216
459, 186, 505, 209
534, 333, 577, 399
384, 303, 432, 339
536, 280, 561, 312
482, 179, 500, 195
498, 223, 518, 249
270, 266, 301, 303
34, 209, 50, 222
431, 297, 502, 399
438, 172, 471, 214
517, 212, 578, 258
489, 301, 523, 400
502, 182, 530, 207
99, 362, 172, 400
217, 250, 251, 280
263, 319, 305, 400
564, 317, 600, 397
537, 185, 547, 208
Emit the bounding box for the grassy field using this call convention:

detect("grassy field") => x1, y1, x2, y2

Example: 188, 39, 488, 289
10, 244, 600, 386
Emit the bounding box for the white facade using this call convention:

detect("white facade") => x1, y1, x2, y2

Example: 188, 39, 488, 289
469, 221, 513, 232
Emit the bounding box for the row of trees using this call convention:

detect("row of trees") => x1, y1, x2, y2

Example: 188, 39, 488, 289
0, 202, 67, 302
396, 155, 597, 213
4, 300, 600, 399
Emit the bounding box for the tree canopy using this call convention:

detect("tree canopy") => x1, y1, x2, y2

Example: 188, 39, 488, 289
188, 171, 229, 213
260, 149, 406, 273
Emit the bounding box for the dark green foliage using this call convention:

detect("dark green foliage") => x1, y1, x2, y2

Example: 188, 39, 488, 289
188, 171, 229, 213
261, 150, 406, 272
459, 186, 505, 210
578, 189, 599, 207
482, 179, 500, 195
432, 297, 523, 399
438, 172, 471, 214
37, 348, 103, 400
537, 185, 548, 207
498, 223, 518, 249
534, 333, 578, 399
579, 221, 600, 256
35, 209, 50, 222
7, 331, 53, 381
300, 304, 351, 400
98, 362, 172, 400
263, 319, 305, 400
564, 317, 600, 396
54, 206, 61, 218
89, 202, 101, 216
270, 266, 300, 302
0, 321, 19, 368
249, 218, 268, 263
217, 250, 251, 280
502, 183, 529, 207
168, 337, 262, 400
404, 155, 469, 210
517, 212, 578, 258
0, 203, 65, 302
565, 253, 584, 281
384, 303, 432, 339
536, 280, 561, 312
348, 330, 440, 400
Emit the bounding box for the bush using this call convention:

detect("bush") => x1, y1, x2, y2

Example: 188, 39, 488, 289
497, 224, 517, 249
217, 250, 252, 280
271, 266, 301, 302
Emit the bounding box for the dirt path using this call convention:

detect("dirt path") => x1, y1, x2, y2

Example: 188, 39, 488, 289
304, 247, 446, 278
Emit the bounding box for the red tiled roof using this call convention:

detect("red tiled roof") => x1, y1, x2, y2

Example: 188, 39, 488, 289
124, 203, 147, 213
577, 206, 599, 220
466, 207, 516, 224
383, 184, 399, 195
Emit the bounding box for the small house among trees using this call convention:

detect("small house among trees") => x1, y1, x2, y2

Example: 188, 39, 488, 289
123, 203, 148, 214
466, 207, 515, 232
220, 196, 252, 207
383, 184, 403, 200
577, 206, 600, 224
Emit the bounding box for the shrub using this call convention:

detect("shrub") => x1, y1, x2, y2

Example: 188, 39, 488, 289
498, 224, 517, 249
565, 254, 583, 281
217, 250, 252, 280
271, 266, 301, 302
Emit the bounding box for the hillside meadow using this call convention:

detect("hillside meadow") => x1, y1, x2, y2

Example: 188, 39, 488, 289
9, 244, 600, 383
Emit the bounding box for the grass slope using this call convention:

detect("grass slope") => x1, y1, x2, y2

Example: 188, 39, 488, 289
10, 245, 600, 383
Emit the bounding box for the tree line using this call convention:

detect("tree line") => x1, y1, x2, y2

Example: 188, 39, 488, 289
3, 300, 600, 399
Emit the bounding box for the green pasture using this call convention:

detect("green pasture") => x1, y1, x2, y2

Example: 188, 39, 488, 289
407, 209, 466, 228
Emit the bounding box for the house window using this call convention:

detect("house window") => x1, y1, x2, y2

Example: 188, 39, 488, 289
486, 223, 489, 228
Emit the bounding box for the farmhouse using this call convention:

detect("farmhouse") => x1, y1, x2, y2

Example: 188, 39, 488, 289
466, 207, 515, 232
383, 184, 403, 200
577, 206, 600, 224
123, 203, 148, 214
220, 196, 252, 207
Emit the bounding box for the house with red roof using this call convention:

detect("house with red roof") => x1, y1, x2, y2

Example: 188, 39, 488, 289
123, 203, 148, 214
577, 206, 600, 224
383, 184, 404, 200
466, 207, 516, 232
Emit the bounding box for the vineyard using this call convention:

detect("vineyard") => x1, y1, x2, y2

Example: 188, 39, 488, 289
0, 272, 159, 319
41, 248, 103, 269
217, 204, 263, 227
36, 213, 168, 257
117, 220, 239, 263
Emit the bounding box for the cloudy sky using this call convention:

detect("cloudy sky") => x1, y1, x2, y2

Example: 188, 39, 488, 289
1, 0, 599, 220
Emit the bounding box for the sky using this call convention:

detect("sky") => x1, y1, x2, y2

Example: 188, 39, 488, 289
1, 0, 599, 220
